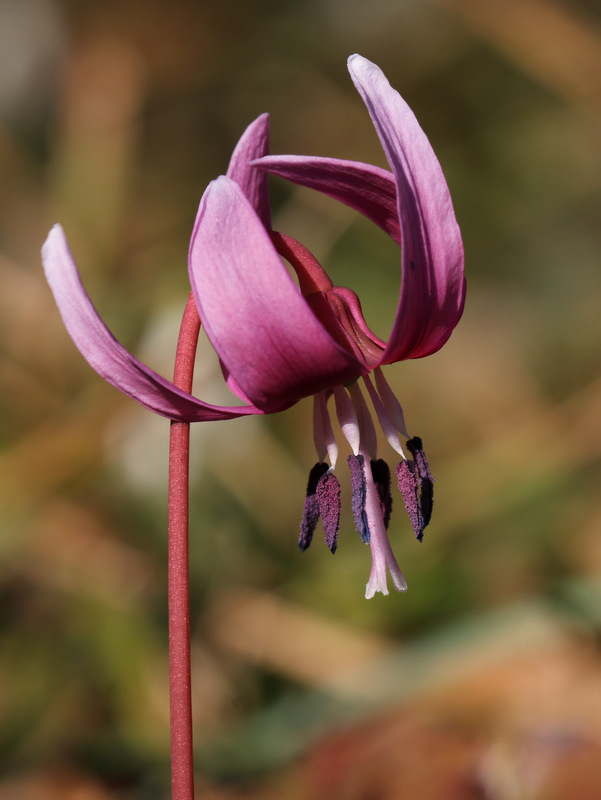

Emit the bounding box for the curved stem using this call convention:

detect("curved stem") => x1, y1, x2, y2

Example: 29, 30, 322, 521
270, 231, 333, 294
168, 292, 200, 800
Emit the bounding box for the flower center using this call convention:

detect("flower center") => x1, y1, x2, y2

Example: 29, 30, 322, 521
271, 231, 385, 368
270, 232, 433, 599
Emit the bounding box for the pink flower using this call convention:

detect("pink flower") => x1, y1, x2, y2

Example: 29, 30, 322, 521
42, 55, 465, 598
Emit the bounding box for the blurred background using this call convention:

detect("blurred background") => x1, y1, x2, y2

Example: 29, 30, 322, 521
2, 0, 601, 797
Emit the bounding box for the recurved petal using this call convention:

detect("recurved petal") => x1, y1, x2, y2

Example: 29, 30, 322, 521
253, 155, 400, 243
42, 225, 261, 422
226, 113, 271, 229
189, 177, 364, 412
348, 54, 466, 362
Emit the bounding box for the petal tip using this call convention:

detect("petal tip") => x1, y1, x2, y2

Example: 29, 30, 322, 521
41, 224, 71, 284
347, 53, 365, 69
347, 53, 378, 82
42, 223, 64, 253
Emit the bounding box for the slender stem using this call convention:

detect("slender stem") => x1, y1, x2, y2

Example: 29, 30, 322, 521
168, 292, 200, 800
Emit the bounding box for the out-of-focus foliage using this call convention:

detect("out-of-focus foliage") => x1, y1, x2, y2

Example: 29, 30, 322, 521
2, 0, 601, 797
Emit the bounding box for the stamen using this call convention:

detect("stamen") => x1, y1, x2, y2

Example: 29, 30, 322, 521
347, 454, 370, 543
316, 471, 341, 553
334, 385, 360, 455
371, 459, 392, 529
374, 367, 410, 440
362, 373, 406, 458
348, 381, 378, 460
313, 392, 338, 468
407, 436, 434, 528
396, 460, 424, 541
299, 462, 329, 551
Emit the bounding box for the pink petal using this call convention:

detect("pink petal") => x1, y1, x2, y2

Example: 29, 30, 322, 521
215, 114, 273, 400
348, 55, 465, 362
226, 113, 271, 229
42, 225, 262, 422
253, 155, 400, 242
188, 177, 364, 412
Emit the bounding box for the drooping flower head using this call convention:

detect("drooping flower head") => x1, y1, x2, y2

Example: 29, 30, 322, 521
42, 55, 465, 598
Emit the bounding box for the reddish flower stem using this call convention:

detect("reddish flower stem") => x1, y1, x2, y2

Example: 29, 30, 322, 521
168, 292, 200, 800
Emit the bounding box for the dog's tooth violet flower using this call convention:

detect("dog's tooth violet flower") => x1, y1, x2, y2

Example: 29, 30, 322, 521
42, 54, 465, 599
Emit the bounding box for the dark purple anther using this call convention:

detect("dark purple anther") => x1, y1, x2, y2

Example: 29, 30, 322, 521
347, 454, 370, 543
316, 472, 341, 553
396, 460, 424, 541
299, 462, 329, 551
407, 436, 434, 528
371, 459, 392, 529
